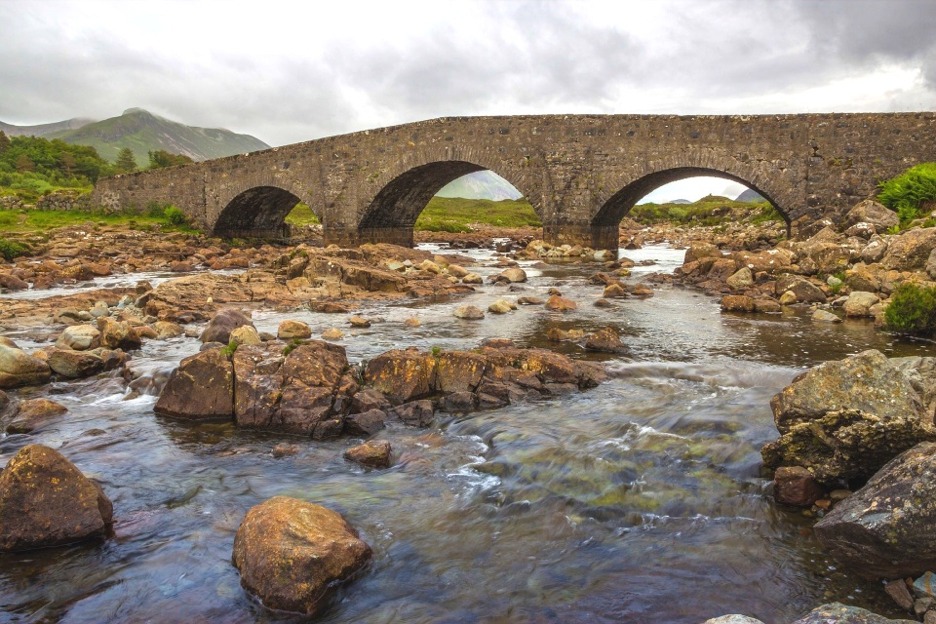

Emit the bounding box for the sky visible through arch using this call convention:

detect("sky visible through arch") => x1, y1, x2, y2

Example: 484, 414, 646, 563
2, 0, 934, 201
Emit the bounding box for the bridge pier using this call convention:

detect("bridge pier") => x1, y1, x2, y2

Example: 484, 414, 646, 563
543, 224, 619, 254
324, 226, 414, 248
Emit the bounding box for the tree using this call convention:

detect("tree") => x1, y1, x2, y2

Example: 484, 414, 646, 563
14, 154, 34, 173
0, 131, 10, 154
114, 147, 138, 173
148, 149, 193, 170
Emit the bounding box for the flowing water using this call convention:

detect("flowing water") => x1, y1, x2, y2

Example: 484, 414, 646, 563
0, 244, 932, 623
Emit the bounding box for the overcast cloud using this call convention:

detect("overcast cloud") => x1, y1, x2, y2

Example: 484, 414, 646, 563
1, 0, 935, 201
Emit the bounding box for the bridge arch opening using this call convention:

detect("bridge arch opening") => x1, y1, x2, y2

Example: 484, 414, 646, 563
593, 167, 790, 232
358, 161, 536, 245
214, 186, 319, 240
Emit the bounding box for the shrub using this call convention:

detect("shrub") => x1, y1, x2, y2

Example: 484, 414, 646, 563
220, 340, 239, 358
0, 237, 28, 261
884, 283, 936, 337
163, 205, 186, 225
877, 162, 936, 226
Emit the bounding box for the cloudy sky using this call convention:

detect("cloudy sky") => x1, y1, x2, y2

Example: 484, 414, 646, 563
2, 0, 935, 201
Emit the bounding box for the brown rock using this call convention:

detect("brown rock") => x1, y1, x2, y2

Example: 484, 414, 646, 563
6, 398, 68, 433
453, 305, 485, 320
436, 351, 487, 393
348, 315, 371, 328
200, 308, 254, 344
154, 347, 235, 420
271, 443, 300, 458
544, 295, 577, 311
0, 344, 51, 389
773, 466, 824, 507
364, 349, 436, 404
97, 317, 142, 351
721, 294, 756, 312
814, 442, 936, 580
277, 320, 312, 340
47, 348, 106, 379
881, 227, 936, 271
232, 496, 372, 615
584, 327, 627, 353
344, 440, 392, 469
344, 409, 387, 437
884, 579, 914, 611
234, 341, 357, 435
0, 444, 113, 552
602, 283, 627, 298
55, 325, 101, 351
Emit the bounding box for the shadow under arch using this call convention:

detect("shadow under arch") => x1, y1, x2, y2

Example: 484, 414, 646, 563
213, 186, 313, 239
358, 161, 535, 232
593, 167, 791, 234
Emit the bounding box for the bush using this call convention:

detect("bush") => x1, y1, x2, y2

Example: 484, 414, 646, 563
163, 205, 186, 225
0, 237, 28, 261
877, 163, 936, 226
884, 283, 936, 337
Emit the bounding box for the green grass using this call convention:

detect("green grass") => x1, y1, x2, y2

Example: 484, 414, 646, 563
284, 197, 541, 232
415, 197, 541, 231
284, 202, 320, 226
885, 282, 936, 337
629, 196, 783, 226
0, 208, 198, 234
877, 162, 936, 227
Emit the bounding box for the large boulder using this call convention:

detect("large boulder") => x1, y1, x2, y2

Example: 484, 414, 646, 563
232, 496, 372, 615
881, 227, 936, 271
844, 199, 900, 231
154, 347, 235, 420
814, 442, 936, 580
762, 350, 936, 484
0, 343, 52, 388
200, 308, 254, 344
0, 444, 113, 552
234, 341, 358, 436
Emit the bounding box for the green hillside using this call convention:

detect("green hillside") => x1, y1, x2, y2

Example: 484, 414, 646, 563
46, 108, 269, 163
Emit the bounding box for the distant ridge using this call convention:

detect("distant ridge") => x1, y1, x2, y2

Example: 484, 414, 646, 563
0, 117, 96, 138
0, 108, 269, 163
736, 188, 766, 202
435, 170, 523, 200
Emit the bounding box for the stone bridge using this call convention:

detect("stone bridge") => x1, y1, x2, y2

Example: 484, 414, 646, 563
92, 113, 936, 251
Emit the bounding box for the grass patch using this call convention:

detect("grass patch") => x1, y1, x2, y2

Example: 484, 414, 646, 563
885, 282, 936, 337
284, 202, 320, 226
416, 197, 541, 232
0, 208, 198, 234
877, 162, 936, 227
0, 237, 29, 261
629, 196, 783, 226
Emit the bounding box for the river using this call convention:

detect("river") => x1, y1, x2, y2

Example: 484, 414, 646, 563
0, 244, 929, 623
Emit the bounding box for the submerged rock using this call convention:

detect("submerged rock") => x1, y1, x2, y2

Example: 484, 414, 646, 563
232, 496, 372, 615
0, 444, 113, 552
344, 440, 392, 469
791, 602, 916, 623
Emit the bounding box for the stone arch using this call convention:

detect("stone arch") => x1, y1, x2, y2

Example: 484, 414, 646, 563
358, 160, 536, 230
213, 186, 308, 239
592, 155, 798, 233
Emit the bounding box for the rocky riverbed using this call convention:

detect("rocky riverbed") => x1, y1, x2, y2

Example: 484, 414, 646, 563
1, 206, 935, 622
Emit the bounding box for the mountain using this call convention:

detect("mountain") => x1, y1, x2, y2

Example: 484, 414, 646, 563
37, 108, 269, 163
435, 170, 523, 200
0, 117, 96, 138
736, 188, 766, 202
